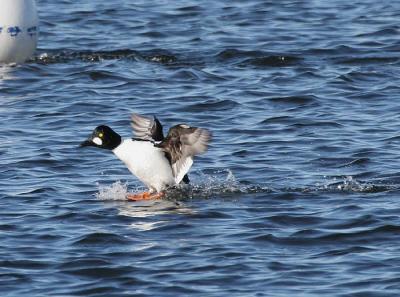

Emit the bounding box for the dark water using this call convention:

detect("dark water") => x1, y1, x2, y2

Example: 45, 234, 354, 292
1, 0, 400, 296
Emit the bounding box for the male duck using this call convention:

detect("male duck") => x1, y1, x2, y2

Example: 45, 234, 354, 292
80, 114, 211, 201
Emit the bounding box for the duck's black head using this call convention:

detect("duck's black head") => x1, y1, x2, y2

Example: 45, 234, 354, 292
80, 125, 122, 150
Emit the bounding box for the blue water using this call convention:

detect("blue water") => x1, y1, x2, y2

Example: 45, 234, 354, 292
1, 0, 400, 296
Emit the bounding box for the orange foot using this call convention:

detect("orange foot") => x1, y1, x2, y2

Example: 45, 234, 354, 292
126, 191, 164, 201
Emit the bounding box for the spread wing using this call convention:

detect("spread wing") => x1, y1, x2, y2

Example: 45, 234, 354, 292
131, 114, 164, 141
156, 124, 211, 183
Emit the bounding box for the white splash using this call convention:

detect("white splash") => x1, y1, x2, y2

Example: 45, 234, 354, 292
95, 181, 129, 200
175, 168, 258, 199
95, 169, 270, 201
314, 175, 378, 193
196, 169, 239, 193
337, 176, 374, 192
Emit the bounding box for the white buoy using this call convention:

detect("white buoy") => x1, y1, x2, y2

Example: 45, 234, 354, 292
0, 0, 38, 64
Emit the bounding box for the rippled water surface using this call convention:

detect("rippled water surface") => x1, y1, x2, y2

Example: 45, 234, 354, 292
2, 1, 400, 296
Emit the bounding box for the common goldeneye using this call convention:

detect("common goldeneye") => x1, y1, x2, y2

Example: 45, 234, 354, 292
80, 114, 211, 201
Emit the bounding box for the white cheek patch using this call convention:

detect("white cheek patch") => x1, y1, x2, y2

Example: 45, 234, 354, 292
93, 137, 103, 146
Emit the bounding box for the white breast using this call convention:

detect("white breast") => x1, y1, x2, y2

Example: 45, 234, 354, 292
112, 139, 175, 192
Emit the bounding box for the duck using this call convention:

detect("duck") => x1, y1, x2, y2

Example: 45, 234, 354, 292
80, 114, 211, 201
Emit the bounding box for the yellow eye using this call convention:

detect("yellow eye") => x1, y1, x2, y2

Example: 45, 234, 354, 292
99, 133, 104, 138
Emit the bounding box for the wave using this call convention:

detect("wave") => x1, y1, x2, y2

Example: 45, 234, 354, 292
26, 45, 398, 72
215, 48, 301, 67
32, 49, 178, 65
30, 48, 303, 68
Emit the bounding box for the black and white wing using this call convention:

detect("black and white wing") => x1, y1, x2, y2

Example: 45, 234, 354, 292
131, 114, 164, 141
156, 124, 211, 183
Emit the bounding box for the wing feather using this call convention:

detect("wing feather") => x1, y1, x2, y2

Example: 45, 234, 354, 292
156, 124, 211, 183
173, 157, 193, 184
131, 114, 164, 141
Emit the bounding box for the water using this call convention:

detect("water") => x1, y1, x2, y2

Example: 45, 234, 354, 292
1, 0, 400, 296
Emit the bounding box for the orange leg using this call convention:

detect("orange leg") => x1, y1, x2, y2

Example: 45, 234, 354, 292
126, 191, 164, 201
